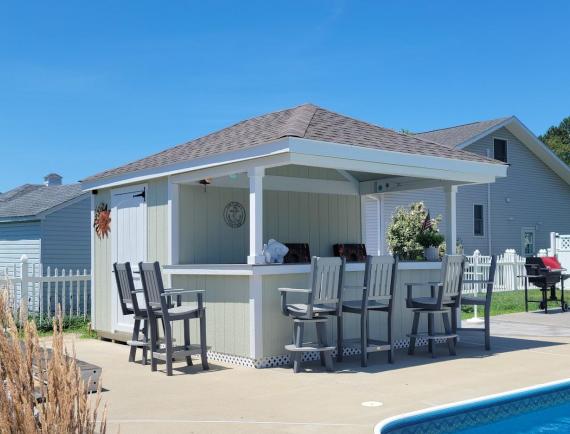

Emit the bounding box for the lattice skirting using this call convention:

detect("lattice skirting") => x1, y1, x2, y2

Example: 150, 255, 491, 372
204, 336, 455, 369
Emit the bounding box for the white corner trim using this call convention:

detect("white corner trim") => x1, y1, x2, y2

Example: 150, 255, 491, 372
249, 275, 263, 359
90, 194, 96, 329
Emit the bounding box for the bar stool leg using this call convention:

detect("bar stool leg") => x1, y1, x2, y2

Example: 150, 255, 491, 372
142, 319, 148, 366
292, 321, 305, 373
408, 311, 420, 355
316, 321, 333, 372
184, 318, 193, 366
442, 311, 456, 356
129, 318, 141, 363
427, 313, 434, 354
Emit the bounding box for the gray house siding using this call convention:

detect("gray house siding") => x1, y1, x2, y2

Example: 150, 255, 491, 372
461, 126, 570, 255
40, 196, 91, 271
371, 126, 570, 256
0, 221, 41, 268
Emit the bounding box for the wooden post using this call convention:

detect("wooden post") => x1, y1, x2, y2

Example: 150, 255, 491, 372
247, 167, 265, 265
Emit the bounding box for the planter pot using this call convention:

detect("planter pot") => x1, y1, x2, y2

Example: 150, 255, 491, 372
424, 246, 439, 261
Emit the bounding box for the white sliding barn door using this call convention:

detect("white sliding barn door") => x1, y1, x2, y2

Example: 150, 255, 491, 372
363, 195, 382, 256
111, 184, 147, 332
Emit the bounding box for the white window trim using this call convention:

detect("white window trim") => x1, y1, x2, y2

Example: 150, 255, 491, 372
493, 136, 508, 163
473, 203, 485, 237
521, 227, 536, 257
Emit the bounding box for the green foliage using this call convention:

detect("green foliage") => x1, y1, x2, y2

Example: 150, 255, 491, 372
539, 116, 570, 165
416, 230, 445, 248
386, 202, 443, 260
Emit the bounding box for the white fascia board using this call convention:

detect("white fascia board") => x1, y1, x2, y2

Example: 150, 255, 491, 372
287, 138, 507, 183
80, 138, 293, 191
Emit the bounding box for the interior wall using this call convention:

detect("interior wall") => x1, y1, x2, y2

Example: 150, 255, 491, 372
178, 185, 362, 264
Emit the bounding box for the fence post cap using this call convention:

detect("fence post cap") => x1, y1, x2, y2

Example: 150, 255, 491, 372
20, 254, 28, 262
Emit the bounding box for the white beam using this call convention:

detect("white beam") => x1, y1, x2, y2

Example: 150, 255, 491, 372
360, 177, 457, 195
445, 185, 458, 255
247, 167, 265, 265
197, 173, 358, 195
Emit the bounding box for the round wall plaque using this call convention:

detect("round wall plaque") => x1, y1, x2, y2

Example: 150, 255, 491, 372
223, 201, 246, 228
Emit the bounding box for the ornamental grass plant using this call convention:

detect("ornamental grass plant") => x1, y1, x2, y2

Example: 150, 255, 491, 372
0, 290, 107, 433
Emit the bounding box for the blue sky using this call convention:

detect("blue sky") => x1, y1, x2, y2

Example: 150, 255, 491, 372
1, 1, 569, 190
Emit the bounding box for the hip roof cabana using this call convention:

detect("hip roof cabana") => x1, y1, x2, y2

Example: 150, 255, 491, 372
82, 104, 507, 363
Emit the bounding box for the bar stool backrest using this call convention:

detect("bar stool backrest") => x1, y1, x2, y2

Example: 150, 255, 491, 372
364, 255, 398, 305
113, 262, 142, 316
138, 261, 168, 312
441, 255, 466, 303
308, 256, 345, 315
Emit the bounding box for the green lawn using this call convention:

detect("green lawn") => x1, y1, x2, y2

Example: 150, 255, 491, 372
26, 315, 97, 339
461, 289, 561, 320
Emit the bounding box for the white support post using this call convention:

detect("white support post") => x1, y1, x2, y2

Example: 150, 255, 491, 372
247, 167, 265, 265
168, 179, 180, 266
445, 185, 458, 255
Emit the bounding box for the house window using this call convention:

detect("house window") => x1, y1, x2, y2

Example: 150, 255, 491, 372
473, 204, 484, 236
494, 138, 507, 163
522, 228, 535, 256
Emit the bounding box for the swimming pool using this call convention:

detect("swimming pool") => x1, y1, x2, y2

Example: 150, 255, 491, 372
375, 379, 570, 433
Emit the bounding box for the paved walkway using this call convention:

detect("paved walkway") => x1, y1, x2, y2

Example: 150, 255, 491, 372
70, 311, 570, 434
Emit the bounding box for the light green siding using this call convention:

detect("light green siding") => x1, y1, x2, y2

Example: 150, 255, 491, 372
171, 275, 250, 357
147, 179, 169, 263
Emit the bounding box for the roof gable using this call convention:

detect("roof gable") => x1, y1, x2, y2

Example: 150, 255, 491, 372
82, 104, 500, 185
415, 116, 570, 186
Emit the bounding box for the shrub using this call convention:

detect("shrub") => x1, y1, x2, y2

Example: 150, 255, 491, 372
0, 291, 107, 433
386, 202, 442, 260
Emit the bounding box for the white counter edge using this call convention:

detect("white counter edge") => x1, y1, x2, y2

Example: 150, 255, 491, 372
163, 261, 442, 276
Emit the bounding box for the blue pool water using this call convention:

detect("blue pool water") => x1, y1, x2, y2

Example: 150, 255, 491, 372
376, 379, 570, 434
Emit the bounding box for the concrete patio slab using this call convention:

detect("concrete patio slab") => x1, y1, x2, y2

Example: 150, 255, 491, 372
69, 311, 570, 434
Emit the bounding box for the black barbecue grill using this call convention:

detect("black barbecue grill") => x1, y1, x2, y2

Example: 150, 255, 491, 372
523, 257, 568, 313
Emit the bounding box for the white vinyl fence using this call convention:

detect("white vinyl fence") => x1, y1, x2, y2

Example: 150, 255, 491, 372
463, 249, 539, 296
0, 255, 91, 319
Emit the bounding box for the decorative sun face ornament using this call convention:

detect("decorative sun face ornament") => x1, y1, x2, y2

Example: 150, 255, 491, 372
94, 203, 111, 239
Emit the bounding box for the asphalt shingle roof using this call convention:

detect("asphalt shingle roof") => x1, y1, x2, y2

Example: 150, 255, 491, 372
0, 184, 85, 219
414, 117, 511, 148
83, 104, 502, 184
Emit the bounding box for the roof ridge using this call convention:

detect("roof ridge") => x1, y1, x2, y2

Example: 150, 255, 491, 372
281, 104, 318, 138
416, 117, 512, 135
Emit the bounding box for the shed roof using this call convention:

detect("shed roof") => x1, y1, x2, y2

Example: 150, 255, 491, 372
83, 104, 501, 184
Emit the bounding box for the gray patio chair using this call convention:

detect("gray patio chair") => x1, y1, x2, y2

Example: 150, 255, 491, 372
279, 256, 345, 373
338, 255, 398, 367
459, 255, 497, 350
113, 262, 148, 365
406, 255, 465, 358
139, 261, 209, 376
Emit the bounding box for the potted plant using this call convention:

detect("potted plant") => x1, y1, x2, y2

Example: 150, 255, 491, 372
386, 202, 443, 261
417, 230, 445, 261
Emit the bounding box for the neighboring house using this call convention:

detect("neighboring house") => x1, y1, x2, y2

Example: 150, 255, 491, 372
363, 117, 570, 256
0, 173, 91, 272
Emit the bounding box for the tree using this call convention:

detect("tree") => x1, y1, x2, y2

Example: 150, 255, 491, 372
539, 117, 570, 165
